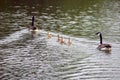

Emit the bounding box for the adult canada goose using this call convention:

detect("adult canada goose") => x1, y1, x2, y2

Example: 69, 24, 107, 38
28, 16, 38, 32
96, 32, 111, 51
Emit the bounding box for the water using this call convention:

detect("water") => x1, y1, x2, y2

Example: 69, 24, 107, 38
0, 0, 120, 80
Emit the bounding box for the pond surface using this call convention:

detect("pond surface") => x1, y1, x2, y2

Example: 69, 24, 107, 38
0, 0, 120, 80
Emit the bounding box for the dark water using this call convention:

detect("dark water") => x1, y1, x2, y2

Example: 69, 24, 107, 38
0, 0, 120, 80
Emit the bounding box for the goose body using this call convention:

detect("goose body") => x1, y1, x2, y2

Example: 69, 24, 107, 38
59, 36, 66, 45
96, 32, 111, 51
97, 44, 111, 51
67, 37, 72, 46
47, 31, 52, 39
57, 34, 61, 42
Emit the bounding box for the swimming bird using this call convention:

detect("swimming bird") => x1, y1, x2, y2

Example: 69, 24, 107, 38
28, 16, 38, 32
96, 32, 111, 51
47, 31, 52, 39
57, 34, 61, 42
67, 37, 72, 46
59, 36, 66, 45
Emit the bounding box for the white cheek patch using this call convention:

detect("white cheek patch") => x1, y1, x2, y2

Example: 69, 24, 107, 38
97, 33, 101, 36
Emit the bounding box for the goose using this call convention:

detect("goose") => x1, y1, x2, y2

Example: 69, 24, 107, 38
67, 37, 72, 46
57, 34, 61, 42
28, 16, 38, 32
96, 32, 111, 51
47, 31, 52, 39
60, 36, 66, 45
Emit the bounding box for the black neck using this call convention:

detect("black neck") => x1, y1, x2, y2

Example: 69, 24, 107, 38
99, 33, 102, 44
32, 16, 34, 26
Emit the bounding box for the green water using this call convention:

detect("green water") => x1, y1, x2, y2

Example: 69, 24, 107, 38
0, 0, 119, 40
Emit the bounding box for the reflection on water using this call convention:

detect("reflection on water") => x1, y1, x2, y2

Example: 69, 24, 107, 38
0, 0, 120, 80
